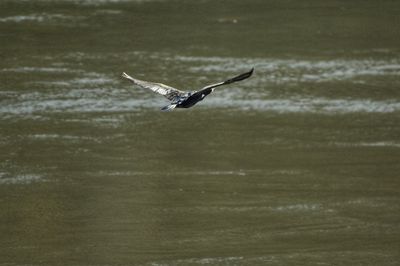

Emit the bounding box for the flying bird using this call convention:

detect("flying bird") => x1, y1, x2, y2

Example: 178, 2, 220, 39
121, 68, 254, 111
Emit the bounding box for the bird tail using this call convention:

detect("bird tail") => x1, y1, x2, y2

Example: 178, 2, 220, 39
161, 104, 177, 111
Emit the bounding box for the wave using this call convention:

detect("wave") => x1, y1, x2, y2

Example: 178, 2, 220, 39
0, 13, 82, 23
0, 172, 43, 185
145, 251, 395, 266
334, 142, 400, 148
1, 66, 77, 73
203, 92, 400, 113
1, 0, 162, 6
1, 89, 399, 116
1, 52, 399, 117
172, 55, 400, 84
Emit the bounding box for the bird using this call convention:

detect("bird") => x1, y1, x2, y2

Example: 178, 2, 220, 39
121, 68, 254, 111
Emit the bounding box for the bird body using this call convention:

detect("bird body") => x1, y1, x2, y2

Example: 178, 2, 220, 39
121, 68, 253, 111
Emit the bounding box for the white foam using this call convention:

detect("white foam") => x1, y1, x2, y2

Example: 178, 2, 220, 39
173, 55, 400, 84
76, 0, 164, 5
149, 256, 244, 266
1, 67, 77, 73
191, 170, 247, 176
27, 134, 97, 141
70, 77, 116, 85
28, 75, 116, 88
273, 204, 321, 212
0, 173, 42, 185
183, 256, 244, 264
203, 204, 323, 213
0, 96, 163, 115
335, 142, 400, 148
360, 142, 400, 148
1, 52, 399, 116
1, 90, 399, 116
8, 0, 163, 5
0, 13, 81, 23
204, 92, 400, 113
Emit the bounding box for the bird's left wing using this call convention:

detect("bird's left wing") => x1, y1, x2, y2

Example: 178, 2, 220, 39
197, 68, 254, 94
122, 72, 186, 102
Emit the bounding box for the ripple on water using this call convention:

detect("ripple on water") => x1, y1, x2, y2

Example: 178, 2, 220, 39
172, 55, 400, 83
204, 94, 400, 113
3, 0, 164, 5
1, 89, 399, 116
0, 172, 43, 185
1, 67, 78, 73
334, 141, 400, 148
0, 13, 84, 24
1, 52, 399, 117
146, 251, 398, 266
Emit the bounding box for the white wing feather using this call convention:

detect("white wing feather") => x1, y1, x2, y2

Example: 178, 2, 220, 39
122, 72, 186, 102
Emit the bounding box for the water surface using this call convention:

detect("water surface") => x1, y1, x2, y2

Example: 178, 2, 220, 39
1, 0, 399, 265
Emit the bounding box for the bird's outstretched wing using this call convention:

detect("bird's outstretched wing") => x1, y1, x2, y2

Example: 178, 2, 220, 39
197, 68, 254, 94
122, 72, 186, 102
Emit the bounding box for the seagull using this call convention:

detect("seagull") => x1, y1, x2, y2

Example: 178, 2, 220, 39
121, 68, 254, 111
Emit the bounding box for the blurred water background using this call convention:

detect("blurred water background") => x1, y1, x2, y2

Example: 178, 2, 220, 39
0, 0, 399, 265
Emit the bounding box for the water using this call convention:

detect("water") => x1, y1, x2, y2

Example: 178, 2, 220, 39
1, 0, 399, 265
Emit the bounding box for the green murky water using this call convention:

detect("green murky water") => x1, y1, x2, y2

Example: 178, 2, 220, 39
1, 0, 399, 265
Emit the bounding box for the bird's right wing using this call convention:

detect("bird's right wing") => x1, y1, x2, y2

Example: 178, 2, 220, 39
198, 68, 254, 93
122, 72, 186, 102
